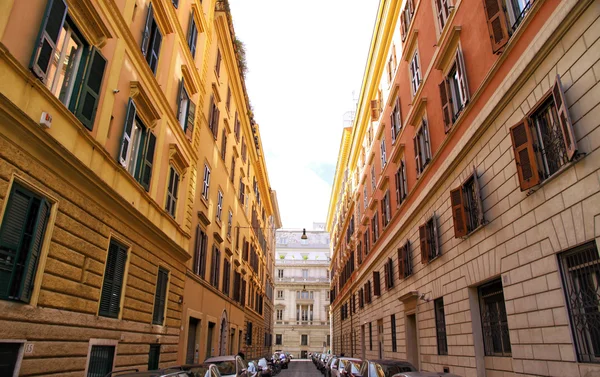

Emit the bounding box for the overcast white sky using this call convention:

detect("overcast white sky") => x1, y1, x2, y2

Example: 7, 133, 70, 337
228, 0, 379, 229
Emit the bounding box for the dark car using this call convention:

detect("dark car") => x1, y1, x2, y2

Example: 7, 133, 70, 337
357, 359, 417, 377
105, 363, 222, 377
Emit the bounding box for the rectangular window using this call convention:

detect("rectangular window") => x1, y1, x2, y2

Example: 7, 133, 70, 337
141, 3, 162, 74
226, 86, 231, 112
276, 334, 282, 345
400, 0, 415, 41
0, 343, 22, 376
483, 0, 533, 52
0, 184, 50, 303
365, 281, 372, 304
414, 117, 432, 175
193, 226, 208, 278
99, 240, 128, 318
177, 80, 191, 130
277, 269, 283, 278
216, 190, 223, 222
435, 297, 448, 355
391, 97, 402, 143
479, 278, 511, 356
148, 344, 160, 370
369, 322, 373, 350
363, 185, 368, 210
227, 210, 233, 239
440, 49, 469, 132
391, 314, 397, 352
210, 246, 221, 289
384, 258, 394, 289
380, 138, 387, 168
364, 230, 370, 256
451, 169, 484, 238
409, 50, 421, 96
510, 76, 577, 191
241, 138, 247, 162
395, 160, 408, 206
419, 215, 440, 264
119, 99, 156, 191
202, 164, 210, 200
357, 242, 363, 265
398, 241, 412, 278
276, 310, 283, 321
215, 49, 222, 76
301, 334, 308, 346
373, 271, 381, 297
234, 112, 241, 141
165, 166, 179, 218
87, 345, 115, 377
558, 242, 600, 363
222, 258, 230, 296
359, 288, 364, 308
152, 267, 169, 325
208, 95, 220, 139
371, 165, 376, 192
220, 129, 227, 160
371, 212, 379, 243
277, 290, 283, 299
239, 178, 245, 204
381, 191, 391, 228
302, 269, 308, 278
187, 13, 198, 57
435, 0, 451, 31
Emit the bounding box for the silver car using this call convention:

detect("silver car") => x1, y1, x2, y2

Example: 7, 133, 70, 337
330, 358, 362, 377
204, 355, 249, 377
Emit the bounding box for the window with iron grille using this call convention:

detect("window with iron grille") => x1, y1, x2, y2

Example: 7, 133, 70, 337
87, 345, 115, 377
450, 169, 484, 238
435, 297, 448, 355
391, 314, 397, 352
479, 278, 511, 356
398, 241, 412, 278
395, 159, 408, 206
559, 242, 600, 363
419, 215, 440, 264
510, 75, 576, 192
414, 117, 432, 175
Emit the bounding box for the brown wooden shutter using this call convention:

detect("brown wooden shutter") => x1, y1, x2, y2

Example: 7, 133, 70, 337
439, 79, 453, 133
400, 12, 407, 41
398, 247, 405, 278
483, 0, 509, 52
552, 75, 577, 160
373, 271, 381, 296
510, 118, 541, 191
384, 262, 390, 289
450, 187, 468, 238
370, 100, 379, 121
419, 224, 429, 264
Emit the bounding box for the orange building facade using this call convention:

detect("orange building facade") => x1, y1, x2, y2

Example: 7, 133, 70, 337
327, 0, 600, 376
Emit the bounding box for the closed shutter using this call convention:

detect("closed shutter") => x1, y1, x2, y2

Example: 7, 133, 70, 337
141, 3, 154, 56
30, 0, 68, 81
552, 75, 577, 160
148, 344, 160, 370
172, 0, 179, 8
188, 13, 197, 58
439, 79, 452, 133
148, 27, 162, 74
87, 345, 115, 377
419, 224, 428, 264
208, 95, 215, 133
373, 271, 380, 296
140, 131, 157, 191
20, 198, 49, 303
400, 11, 407, 41
75, 48, 107, 130
119, 99, 136, 166
398, 246, 405, 278
212, 107, 220, 139
152, 267, 169, 325
370, 100, 379, 121
510, 118, 541, 191
450, 187, 468, 238
99, 241, 127, 317
456, 49, 469, 106
483, 0, 509, 52
413, 135, 421, 174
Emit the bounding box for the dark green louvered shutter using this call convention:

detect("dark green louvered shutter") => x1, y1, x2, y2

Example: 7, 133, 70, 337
87, 345, 115, 377
141, 3, 154, 56
119, 99, 136, 166
30, 0, 67, 81
176, 79, 184, 123
140, 131, 156, 191
148, 26, 162, 74
19, 199, 50, 302
152, 267, 168, 325
99, 241, 127, 318
186, 101, 196, 142
148, 344, 160, 370
75, 48, 107, 130
187, 13, 197, 58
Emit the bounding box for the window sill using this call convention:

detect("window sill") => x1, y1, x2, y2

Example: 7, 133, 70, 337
200, 196, 209, 209
526, 157, 580, 196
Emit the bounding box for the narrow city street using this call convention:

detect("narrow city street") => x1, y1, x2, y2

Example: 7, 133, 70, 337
279, 360, 322, 377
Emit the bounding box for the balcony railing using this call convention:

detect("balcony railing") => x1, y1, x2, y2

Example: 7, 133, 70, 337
276, 277, 330, 283
275, 260, 329, 265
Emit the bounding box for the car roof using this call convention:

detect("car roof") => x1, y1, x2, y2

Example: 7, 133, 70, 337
371, 359, 414, 366
205, 356, 236, 362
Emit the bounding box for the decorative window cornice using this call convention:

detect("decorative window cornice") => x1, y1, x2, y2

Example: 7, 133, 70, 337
129, 81, 161, 127
66, 0, 112, 47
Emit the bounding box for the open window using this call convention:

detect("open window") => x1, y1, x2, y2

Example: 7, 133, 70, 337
509, 75, 577, 191
482, 0, 533, 53
450, 168, 484, 238
413, 117, 432, 175
400, 0, 415, 41
419, 215, 440, 264
177, 78, 196, 142
141, 3, 162, 74
391, 96, 402, 143
440, 48, 469, 132
395, 159, 408, 207
381, 191, 391, 228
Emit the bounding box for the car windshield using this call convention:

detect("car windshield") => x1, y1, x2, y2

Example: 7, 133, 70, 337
381, 363, 416, 377
211, 361, 236, 375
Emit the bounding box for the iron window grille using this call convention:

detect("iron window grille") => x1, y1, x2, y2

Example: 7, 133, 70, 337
435, 298, 448, 355
450, 169, 485, 238
559, 242, 600, 363
419, 215, 440, 264
87, 345, 115, 377
479, 278, 511, 356
530, 97, 569, 180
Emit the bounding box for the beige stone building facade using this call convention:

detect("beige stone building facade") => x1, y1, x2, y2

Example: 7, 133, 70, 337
327, 0, 600, 377
273, 227, 331, 358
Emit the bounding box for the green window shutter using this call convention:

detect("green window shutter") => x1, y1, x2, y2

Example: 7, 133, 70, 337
152, 267, 168, 325
99, 241, 127, 318
148, 344, 161, 370
30, 0, 67, 81
187, 13, 197, 58
19, 199, 50, 303
148, 26, 162, 74
140, 131, 156, 191
186, 101, 196, 142
176, 79, 184, 123
75, 47, 107, 130
141, 3, 154, 56
119, 99, 136, 166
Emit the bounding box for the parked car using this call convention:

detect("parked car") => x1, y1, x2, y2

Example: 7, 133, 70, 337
357, 360, 417, 377
273, 352, 288, 369
105, 363, 222, 377
340, 361, 364, 377
395, 373, 462, 377
205, 355, 249, 377
317, 353, 329, 371
330, 358, 362, 377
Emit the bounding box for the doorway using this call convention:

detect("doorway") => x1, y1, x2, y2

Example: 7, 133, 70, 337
219, 313, 228, 356
360, 325, 366, 360
301, 350, 307, 359
186, 317, 200, 364
406, 313, 419, 370
377, 319, 384, 359
206, 322, 215, 358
